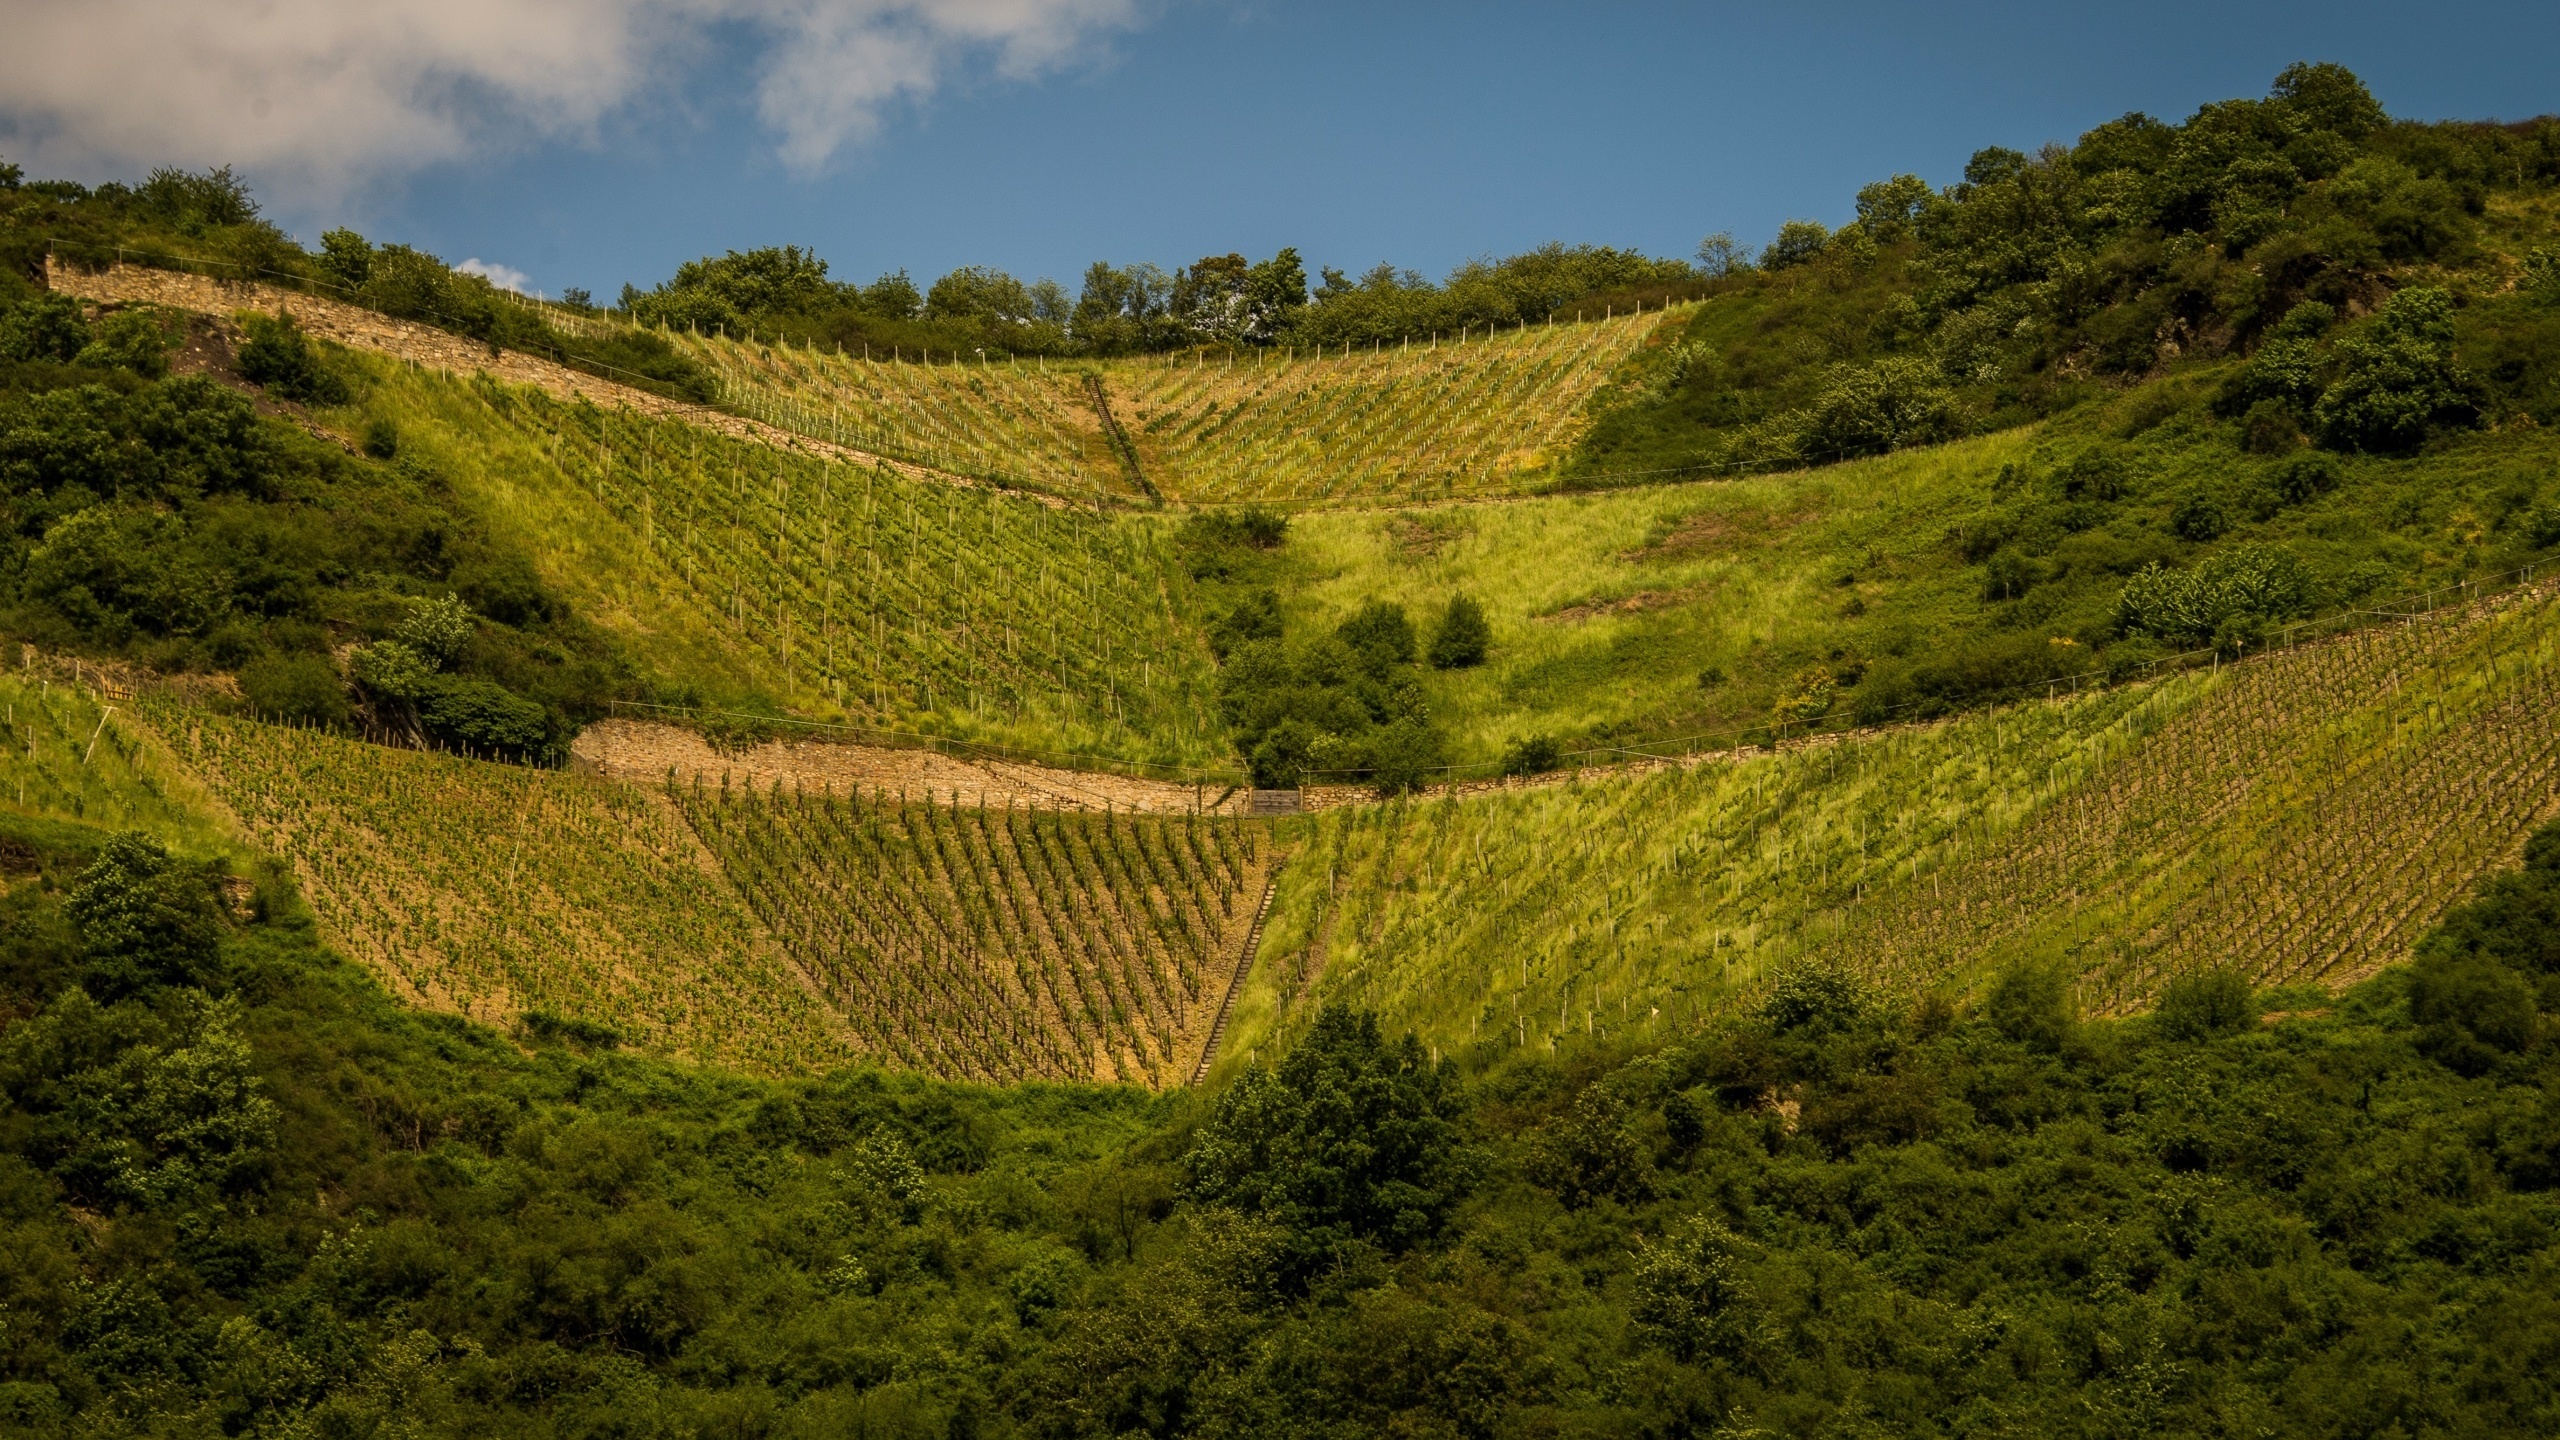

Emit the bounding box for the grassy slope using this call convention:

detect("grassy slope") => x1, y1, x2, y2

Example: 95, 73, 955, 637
0, 672, 241, 860
1221, 580, 2560, 1073
1269, 382, 2560, 772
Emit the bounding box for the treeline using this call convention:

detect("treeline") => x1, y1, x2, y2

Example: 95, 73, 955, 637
1575, 62, 2560, 480
4, 798, 2560, 1436
620, 240, 1703, 360
0, 164, 715, 402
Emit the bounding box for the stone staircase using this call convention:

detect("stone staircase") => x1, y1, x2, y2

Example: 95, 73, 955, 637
1189, 862, 1284, 1085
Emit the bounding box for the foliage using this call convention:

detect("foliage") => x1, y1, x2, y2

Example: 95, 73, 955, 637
1185, 1003, 1473, 1278
1571, 63, 2560, 480
235, 310, 349, 404
1427, 592, 1491, 669
65, 830, 225, 999
2114, 542, 2316, 648
1216, 597, 1446, 791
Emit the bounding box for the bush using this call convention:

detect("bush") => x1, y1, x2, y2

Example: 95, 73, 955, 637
0, 293, 91, 363
66, 832, 225, 999
236, 312, 348, 405
2115, 544, 2315, 645
236, 653, 349, 727
1338, 601, 1416, 669
1985, 964, 2073, 1051
1427, 594, 1490, 669
1795, 357, 1962, 461
75, 310, 169, 378
418, 678, 551, 757
360, 419, 399, 460
2313, 286, 2477, 452
2155, 969, 2257, 1040
1500, 734, 1561, 777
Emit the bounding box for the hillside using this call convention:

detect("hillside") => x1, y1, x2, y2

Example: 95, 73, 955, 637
8, 55, 2560, 1439
1219, 577, 2560, 1074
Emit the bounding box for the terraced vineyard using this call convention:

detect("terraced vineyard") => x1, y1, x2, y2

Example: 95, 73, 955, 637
672, 306, 1673, 506
674, 777, 1267, 1087
156, 711, 855, 1075
437, 376, 1229, 769
1229, 584, 2560, 1069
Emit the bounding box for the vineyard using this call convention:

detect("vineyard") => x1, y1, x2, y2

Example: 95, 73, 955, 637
154, 710, 856, 1075
670, 306, 1673, 506
1227, 584, 2560, 1067
674, 777, 1268, 1086
358, 360, 1233, 770
1221, 678, 2190, 1070
1831, 584, 2560, 1010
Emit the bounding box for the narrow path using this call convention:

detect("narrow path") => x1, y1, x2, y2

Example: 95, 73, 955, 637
1190, 861, 1285, 1085
1083, 373, 1159, 501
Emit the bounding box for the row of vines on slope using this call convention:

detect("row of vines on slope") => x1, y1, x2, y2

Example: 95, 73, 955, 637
675, 307, 1671, 507
445, 376, 1230, 770
1833, 584, 2560, 1009
674, 777, 1265, 1087
1234, 680, 2187, 1068
1237, 584, 2560, 1069
154, 710, 855, 1075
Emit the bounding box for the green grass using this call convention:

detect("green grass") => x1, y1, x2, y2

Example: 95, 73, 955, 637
1263, 384, 2560, 773
0, 672, 241, 860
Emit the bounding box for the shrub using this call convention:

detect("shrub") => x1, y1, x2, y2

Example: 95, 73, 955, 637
2115, 544, 2315, 645
1337, 600, 1416, 669
418, 678, 551, 757
1426, 594, 1490, 670
1500, 734, 1561, 777
236, 312, 348, 405
360, 419, 399, 460
0, 292, 91, 363
1795, 357, 1963, 461
1985, 964, 2073, 1051
75, 310, 169, 378
2155, 969, 2258, 1040
66, 832, 224, 999
236, 653, 349, 727
2313, 286, 2477, 452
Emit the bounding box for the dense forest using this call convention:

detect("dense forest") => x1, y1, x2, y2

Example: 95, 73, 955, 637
4, 798, 2559, 1437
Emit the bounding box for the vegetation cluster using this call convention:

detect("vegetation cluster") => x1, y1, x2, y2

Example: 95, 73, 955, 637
4, 776, 2560, 1436
1575, 63, 2560, 480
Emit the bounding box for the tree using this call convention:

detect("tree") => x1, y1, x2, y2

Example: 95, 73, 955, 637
1794, 357, 1962, 459
1184, 1005, 1473, 1280
1244, 248, 1308, 340
0, 292, 92, 363
316, 229, 375, 291
1854, 174, 1936, 239
67, 832, 225, 999
2313, 286, 2478, 452
1427, 594, 1490, 669
1760, 219, 1832, 271
1694, 232, 1749, 279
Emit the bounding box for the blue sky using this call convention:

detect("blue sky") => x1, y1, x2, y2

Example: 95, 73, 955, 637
29, 1, 2560, 303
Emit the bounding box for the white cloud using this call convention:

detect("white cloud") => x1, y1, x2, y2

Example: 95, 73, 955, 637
0, 0, 1140, 194
456, 258, 535, 293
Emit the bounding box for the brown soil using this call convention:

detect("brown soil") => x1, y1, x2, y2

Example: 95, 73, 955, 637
572, 718, 1252, 815
1625, 504, 1812, 562
1538, 584, 1712, 624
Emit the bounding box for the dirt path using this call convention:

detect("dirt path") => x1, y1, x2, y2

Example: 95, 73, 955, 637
572, 718, 1251, 815
43, 259, 998, 493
